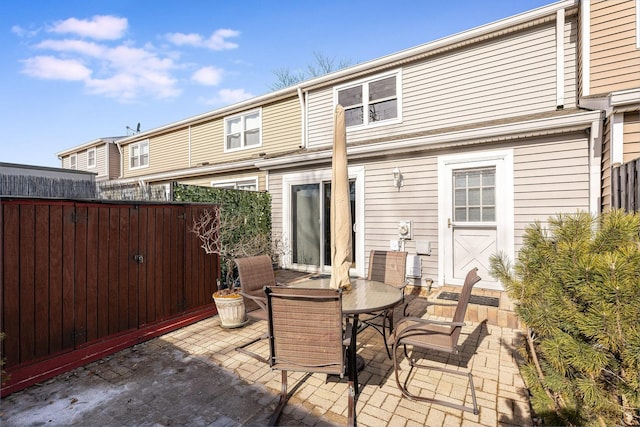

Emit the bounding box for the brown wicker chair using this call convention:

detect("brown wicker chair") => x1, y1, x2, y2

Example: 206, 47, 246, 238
390, 267, 481, 414
360, 250, 408, 358
264, 286, 356, 426
233, 255, 277, 363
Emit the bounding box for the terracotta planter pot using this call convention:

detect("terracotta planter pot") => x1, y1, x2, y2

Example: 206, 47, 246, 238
212, 293, 247, 328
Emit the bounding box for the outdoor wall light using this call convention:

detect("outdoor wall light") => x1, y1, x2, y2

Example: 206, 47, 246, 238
393, 167, 402, 189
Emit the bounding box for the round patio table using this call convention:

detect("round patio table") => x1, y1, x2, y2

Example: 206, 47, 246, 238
288, 276, 403, 397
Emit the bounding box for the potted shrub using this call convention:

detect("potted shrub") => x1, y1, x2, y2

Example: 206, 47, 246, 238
190, 208, 287, 328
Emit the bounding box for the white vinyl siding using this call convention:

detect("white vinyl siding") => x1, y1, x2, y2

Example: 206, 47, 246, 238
307, 20, 576, 148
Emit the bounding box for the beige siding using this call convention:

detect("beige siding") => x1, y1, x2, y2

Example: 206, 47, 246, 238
93, 145, 106, 178
590, 0, 640, 94
513, 134, 590, 251
190, 120, 224, 166
107, 143, 121, 179
123, 129, 190, 178
623, 111, 640, 163
307, 19, 577, 147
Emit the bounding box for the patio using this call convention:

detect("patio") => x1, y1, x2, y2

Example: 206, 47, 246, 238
1, 278, 533, 427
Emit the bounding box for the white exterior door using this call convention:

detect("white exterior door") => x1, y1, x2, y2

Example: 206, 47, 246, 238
438, 150, 513, 290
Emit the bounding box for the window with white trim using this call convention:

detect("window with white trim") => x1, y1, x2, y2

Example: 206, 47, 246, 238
211, 177, 258, 191
87, 148, 96, 169
335, 70, 401, 128
130, 140, 149, 169
69, 154, 77, 170
224, 109, 262, 151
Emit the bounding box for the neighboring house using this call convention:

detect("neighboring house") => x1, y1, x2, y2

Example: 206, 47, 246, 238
56, 137, 123, 181
56, 0, 638, 292
579, 0, 640, 211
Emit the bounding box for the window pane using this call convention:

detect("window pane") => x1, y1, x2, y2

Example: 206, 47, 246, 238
455, 207, 466, 221
141, 142, 149, 155
344, 106, 363, 126
244, 112, 260, 131
468, 188, 480, 205
131, 157, 138, 168
227, 134, 241, 149
131, 145, 139, 157
468, 207, 481, 221
483, 207, 495, 221
468, 172, 481, 187
338, 86, 362, 107
483, 172, 495, 186
227, 117, 241, 134
140, 153, 149, 166
482, 188, 495, 205
369, 76, 396, 101
454, 174, 466, 188
454, 189, 466, 206
245, 129, 260, 146
369, 99, 397, 122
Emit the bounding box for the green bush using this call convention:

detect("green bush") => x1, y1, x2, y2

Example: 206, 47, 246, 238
491, 210, 640, 426
173, 182, 272, 286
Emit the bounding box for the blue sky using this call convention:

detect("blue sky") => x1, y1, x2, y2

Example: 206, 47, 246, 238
2, 0, 553, 168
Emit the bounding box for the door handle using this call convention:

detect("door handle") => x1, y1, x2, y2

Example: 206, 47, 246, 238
447, 218, 452, 228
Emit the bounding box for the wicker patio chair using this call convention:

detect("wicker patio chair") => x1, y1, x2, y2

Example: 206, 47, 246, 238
360, 250, 408, 358
390, 267, 481, 414
264, 286, 355, 426
233, 254, 277, 363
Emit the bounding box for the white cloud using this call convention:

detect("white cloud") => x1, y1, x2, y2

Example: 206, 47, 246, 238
11, 25, 39, 38
205, 88, 254, 105
49, 15, 127, 40
36, 39, 106, 57
166, 29, 239, 50
191, 66, 223, 86
21, 56, 91, 81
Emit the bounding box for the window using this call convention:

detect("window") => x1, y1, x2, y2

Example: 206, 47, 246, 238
87, 148, 96, 168
130, 140, 149, 169
336, 71, 401, 128
211, 177, 258, 191
453, 168, 496, 222
225, 109, 261, 151
69, 154, 77, 170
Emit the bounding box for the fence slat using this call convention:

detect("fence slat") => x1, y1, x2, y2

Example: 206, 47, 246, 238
34, 205, 50, 358
3, 204, 21, 367
19, 204, 35, 364
612, 159, 640, 213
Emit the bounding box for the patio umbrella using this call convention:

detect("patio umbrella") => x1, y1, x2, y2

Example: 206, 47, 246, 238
329, 105, 352, 291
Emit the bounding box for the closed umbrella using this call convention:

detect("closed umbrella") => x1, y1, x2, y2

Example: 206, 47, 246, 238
329, 105, 352, 291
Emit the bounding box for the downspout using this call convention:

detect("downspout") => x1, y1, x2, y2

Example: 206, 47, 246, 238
116, 143, 124, 179
581, 0, 591, 97
188, 125, 192, 167
589, 114, 603, 216
556, 8, 565, 109
297, 87, 306, 148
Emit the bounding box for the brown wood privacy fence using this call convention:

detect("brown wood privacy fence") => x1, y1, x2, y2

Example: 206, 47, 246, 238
612, 158, 640, 213
1, 198, 220, 395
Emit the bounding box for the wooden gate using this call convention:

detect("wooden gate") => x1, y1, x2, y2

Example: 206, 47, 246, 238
1, 198, 220, 395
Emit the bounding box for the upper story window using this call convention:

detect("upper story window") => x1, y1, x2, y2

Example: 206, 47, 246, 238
130, 140, 149, 169
69, 154, 77, 170
87, 148, 96, 169
211, 177, 258, 191
335, 70, 402, 129
225, 109, 262, 152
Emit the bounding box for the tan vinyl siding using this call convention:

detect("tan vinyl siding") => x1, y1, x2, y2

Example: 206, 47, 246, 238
307, 20, 576, 147
191, 97, 301, 166
123, 129, 189, 178
590, 0, 640, 94
601, 119, 612, 211
107, 143, 121, 179
513, 134, 590, 251
623, 111, 640, 163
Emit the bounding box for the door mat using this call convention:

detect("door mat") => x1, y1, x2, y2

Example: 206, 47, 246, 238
437, 292, 500, 307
